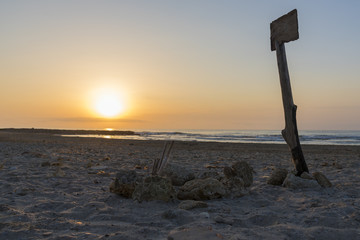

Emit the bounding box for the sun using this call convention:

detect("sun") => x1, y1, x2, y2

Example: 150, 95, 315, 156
93, 90, 124, 118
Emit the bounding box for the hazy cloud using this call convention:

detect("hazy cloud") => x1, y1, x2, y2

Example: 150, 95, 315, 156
46, 117, 145, 123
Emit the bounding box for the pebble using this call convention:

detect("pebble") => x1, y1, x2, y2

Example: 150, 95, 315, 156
199, 212, 210, 219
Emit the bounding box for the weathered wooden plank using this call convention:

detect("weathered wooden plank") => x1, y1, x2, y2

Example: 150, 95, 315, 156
275, 40, 309, 175
270, 9, 299, 51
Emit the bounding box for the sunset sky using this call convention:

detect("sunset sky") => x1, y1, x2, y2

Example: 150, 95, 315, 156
1, 0, 359, 130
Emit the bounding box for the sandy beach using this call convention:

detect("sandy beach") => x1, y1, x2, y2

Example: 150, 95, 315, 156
0, 129, 360, 239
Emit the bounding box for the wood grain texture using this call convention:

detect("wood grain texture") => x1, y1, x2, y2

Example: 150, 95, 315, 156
270, 9, 299, 51
275, 40, 309, 175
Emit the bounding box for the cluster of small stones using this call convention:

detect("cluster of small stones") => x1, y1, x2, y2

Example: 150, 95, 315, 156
110, 161, 254, 202
267, 168, 332, 189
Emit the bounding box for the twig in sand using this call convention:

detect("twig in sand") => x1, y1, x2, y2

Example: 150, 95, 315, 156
152, 141, 174, 175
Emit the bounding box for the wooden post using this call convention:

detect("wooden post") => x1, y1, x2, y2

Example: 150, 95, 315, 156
275, 41, 309, 175
271, 9, 309, 176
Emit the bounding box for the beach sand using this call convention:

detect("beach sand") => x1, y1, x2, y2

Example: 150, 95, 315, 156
0, 130, 359, 239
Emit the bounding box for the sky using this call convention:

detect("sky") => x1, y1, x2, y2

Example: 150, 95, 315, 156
1, 0, 359, 130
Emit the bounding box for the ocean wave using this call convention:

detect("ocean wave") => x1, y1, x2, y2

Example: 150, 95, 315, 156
60, 129, 360, 146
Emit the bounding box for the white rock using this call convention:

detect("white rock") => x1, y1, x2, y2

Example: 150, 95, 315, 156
199, 212, 210, 219
282, 173, 321, 189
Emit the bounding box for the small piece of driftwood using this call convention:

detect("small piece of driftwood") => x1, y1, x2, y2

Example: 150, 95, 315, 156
152, 141, 174, 175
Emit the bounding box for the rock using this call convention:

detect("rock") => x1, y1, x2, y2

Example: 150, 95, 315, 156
178, 200, 208, 210
221, 161, 253, 197
228, 161, 253, 187
214, 215, 234, 225
115, 170, 138, 183
282, 173, 320, 189
198, 212, 210, 219
300, 171, 314, 180
313, 172, 332, 188
109, 169, 138, 198
221, 176, 246, 198
177, 178, 226, 200
168, 226, 223, 240
224, 166, 236, 178
198, 171, 222, 181
132, 175, 176, 202
161, 163, 195, 186
267, 168, 288, 185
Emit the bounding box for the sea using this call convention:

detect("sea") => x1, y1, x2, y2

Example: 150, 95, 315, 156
63, 129, 360, 146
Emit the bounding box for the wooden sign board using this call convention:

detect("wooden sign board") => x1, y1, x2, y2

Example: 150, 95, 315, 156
270, 9, 299, 51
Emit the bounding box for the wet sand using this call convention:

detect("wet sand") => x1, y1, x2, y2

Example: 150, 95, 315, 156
0, 130, 359, 239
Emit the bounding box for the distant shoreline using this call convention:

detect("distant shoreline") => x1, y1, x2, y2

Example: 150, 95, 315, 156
0, 128, 137, 136
1, 128, 360, 146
